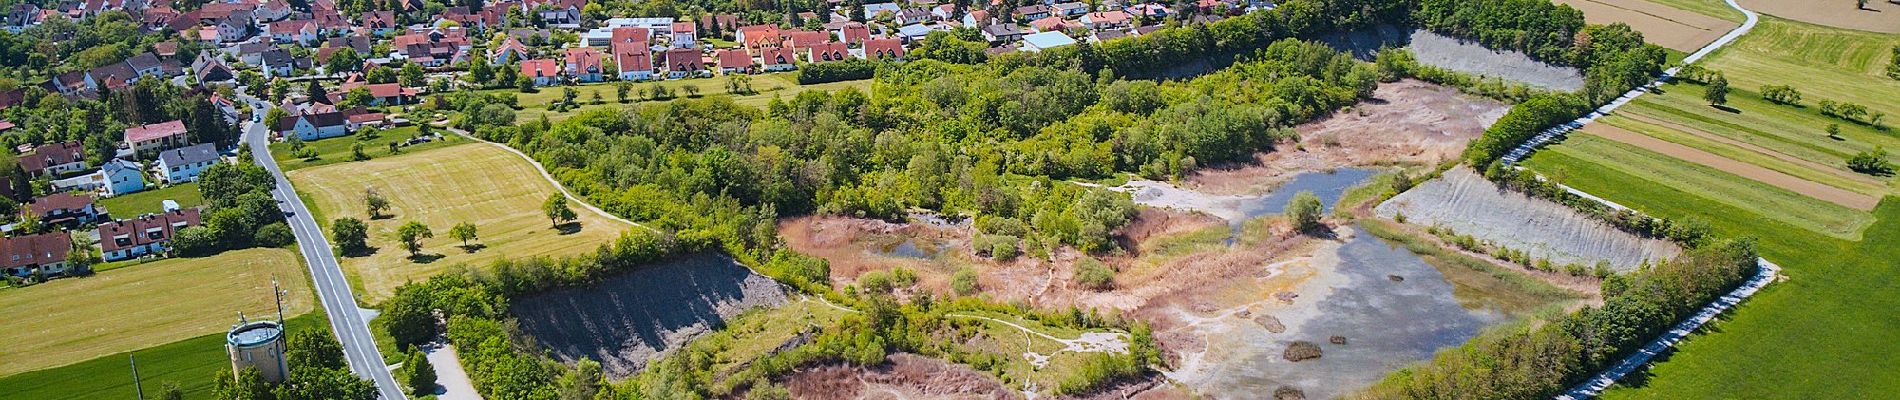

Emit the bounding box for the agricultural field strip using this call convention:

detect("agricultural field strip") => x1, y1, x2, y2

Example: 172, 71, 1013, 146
1578, 122, 1878, 209
1506, 0, 1790, 396
442, 124, 653, 232
1610, 111, 1886, 193
1623, 88, 1900, 172
1501, 0, 1758, 164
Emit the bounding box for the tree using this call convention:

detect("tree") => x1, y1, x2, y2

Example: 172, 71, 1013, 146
1827, 123, 1843, 140
350, 141, 370, 161
365, 189, 390, 218
287, 330, 348, 370
1703, 74, 1728, 106
542, 193, 577, 228
468, 60, 495, 86
615, 81, 632, 103
396, 221, 433, 257
327, 48, 363, 74
400, 62, 426, 87
517, 75, 535, 92
449, 221, 479, 248
367, 66, 397, 84
1761, 84, 1801, 105
159, 382, 184, 400
682, 84, 700, 97
1848, 146, 1893, 175
398, 349, 437, 396
1286, 190, 1324, 233
555, 358, 603, 400
1889, 46, 1900, 80
264, 107, 288, 130
212, 367, 272, 400
332, 217, 369, 254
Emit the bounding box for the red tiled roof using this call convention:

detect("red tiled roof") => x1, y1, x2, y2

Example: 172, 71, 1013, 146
665, 48, 702, 71
0, 232, 70, 269
97, 209, 201, 252
610, 27, 650, 45
864, 38, 905, 60
670, 21, 694, 33
125, 120, 186, 143
613, 43, 652, 73
521, 59, 560, 78
715, 49, 752, 70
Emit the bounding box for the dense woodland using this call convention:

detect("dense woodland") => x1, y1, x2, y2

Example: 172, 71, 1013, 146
362, 0, 1720, 398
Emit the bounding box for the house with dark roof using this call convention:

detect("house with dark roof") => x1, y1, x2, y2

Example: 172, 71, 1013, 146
125, 120, 189, 158
194, 53, 235, 83
20, 141, 87, 177
28, 193, 100, 225
155, 143, 220, 183
981, 23, 1026, 43
52, 158, 145, 196
277, 111, 348, 140
1, 232, 75, 277
97, 209, 201, 261
664, 48, 705, 79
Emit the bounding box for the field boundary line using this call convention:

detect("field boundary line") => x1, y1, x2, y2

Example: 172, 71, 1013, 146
441, 124, 654, 232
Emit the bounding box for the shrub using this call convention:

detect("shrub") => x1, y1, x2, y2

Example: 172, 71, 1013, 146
254, 223, 294, 247
1848, 146, 1893, 175
1073, 258, 1115, 290
951, 268, 979, 295
1055, 353, 1140, 395
1286, 191, 1325, 233
1282, 341, 1322, 362
797, 58, 878, 84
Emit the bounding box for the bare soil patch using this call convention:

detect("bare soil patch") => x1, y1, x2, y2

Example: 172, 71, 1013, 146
508, 253, 788, 379
1186, 80, 1509, 195
1740, 0, 1900, 33
1580, 122, 1880, 209
782, 353, 1021, 400
1555, 0, 1738, 51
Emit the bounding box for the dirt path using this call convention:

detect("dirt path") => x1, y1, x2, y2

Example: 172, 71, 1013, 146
1617, 112, 1887, 187
1579, 123, 1879, 210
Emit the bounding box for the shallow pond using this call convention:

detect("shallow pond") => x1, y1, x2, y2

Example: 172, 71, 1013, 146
1195, 227, 1516, 399
1235, 168, 1380, 221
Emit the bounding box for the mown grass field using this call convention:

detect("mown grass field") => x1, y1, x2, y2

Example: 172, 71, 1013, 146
286, 143, 630, 302
267, 125, 467, 172
1700, 17, 1900, 113
1527, 133, 1873, 238
98, 182, 204, 217
1622, 82, 1899, 191
486, 74, 873, 122
0, 312, 326, 400
0, 247, 310, 377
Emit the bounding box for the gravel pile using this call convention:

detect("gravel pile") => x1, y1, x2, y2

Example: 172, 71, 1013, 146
1375, 167, 1680, 270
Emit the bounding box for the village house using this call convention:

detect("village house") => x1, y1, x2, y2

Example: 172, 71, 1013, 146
361, 11, 395, 35
27, 193, 101, 225
669, 21, 696, 48
715, 49, 752, 74
19, 141, 87, 177
155, 143, 219, 184
268, 19, 318, 45
613, 43, 654, 80
803, 42, 849, 63
664, 47, 704, 79
760, 47, 796, 72
1052, 2, 1090, 17
1, 232, 75, 277
490, 37, 531, 64
277, 111, 349, 140
1021, 30, 1077, 52
563, 47, 605, 83
52, 158, 146, 197
125, 120, 189, 158
981, 23, 1026, 43
834, 22, 871, 45
521, 59, 561, 86
862, 38, 906, 61
1080, 10, 1131, 29
97, 209, 202, 261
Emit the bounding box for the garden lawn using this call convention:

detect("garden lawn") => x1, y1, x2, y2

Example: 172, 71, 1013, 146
1700, 17, 1900, 113
267, 125, 466, 172
0, 313, 326, 400
285, 143, 630, 302
1524, 149, 1900, 398
1529, 134, 1873, 238
0, 247, 310, 377
98, 182, 204, 217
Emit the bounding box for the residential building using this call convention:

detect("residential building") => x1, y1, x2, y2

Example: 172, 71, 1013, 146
1015, 4, 1053, 20
896, 7, 931, 24
20, 141, 87, 177
1052, 2, 1090, 17
521, 59, 561, 86
195, 53, 236, 83
27, 193, 100, 225
563, 47, 605, 83
155, 143, 220, 183
97, 209, 202, 261
1021, 31, 1076, 52
670, 21, 696, 48
613, 43, 654, 80
664, 47, 704, 79
981, 23, 1026, 43
835, 22, 871, 45
1, 232, 74, 277
360, 11, 395, 35
491, 37, 531, 64
862, 39, 905, 61
268, 19, 317, 45
804, 42, 848, 63
125, 120, 189, 158
761, 47, 796, 72
276, 111, 349, 141
1080, 10, 1130, 29
715, 49, 753, 74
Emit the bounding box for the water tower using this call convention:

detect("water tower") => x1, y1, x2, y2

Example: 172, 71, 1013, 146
226, 279, 290, 383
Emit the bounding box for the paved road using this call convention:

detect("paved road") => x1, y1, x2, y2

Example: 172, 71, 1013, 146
239, 95, 407, 400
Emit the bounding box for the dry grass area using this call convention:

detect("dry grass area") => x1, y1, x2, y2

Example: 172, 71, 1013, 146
0, 248, 310, 376
1555, 0, 1739, 51
783, 353, 1021, 399
288, 144, 630, 301
1185, 79, 1508, 195
1740, 0, 1900, 33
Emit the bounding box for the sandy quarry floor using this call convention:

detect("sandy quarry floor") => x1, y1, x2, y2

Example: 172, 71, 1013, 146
1741, 0, 1900, 33
1185, 79, 1509, 196
1555, 0, 1739, 51
1579, 122, 1880, 210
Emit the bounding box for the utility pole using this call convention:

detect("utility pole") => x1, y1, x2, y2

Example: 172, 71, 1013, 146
273, 276, 286, 325
130, 354, 144, 400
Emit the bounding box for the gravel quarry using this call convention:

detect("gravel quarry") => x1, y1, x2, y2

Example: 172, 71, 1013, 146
1320, 27, 1585, 91
509, 253, 790, 379
1376, 167, 1681, 270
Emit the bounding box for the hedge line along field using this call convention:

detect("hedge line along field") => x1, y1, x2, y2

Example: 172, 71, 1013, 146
0, 247, 310, 377
1527, 133, 1873, 238
1700, 17, 1900, 113
1524, 146, 1900, 397
287, 143, 631, 302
